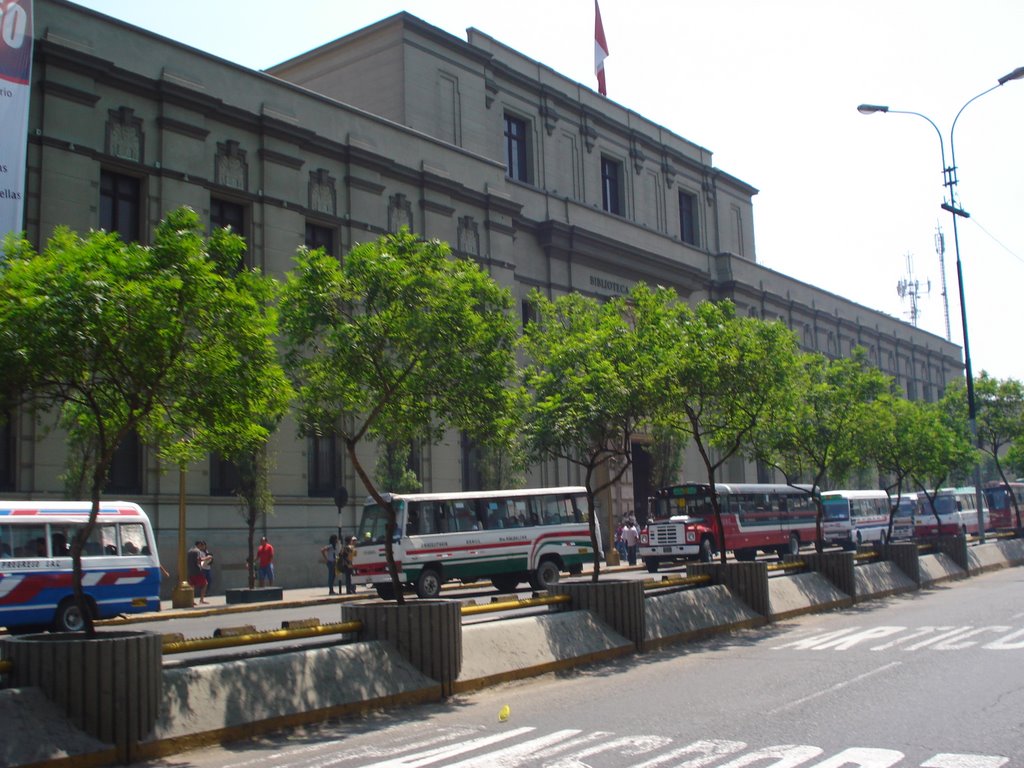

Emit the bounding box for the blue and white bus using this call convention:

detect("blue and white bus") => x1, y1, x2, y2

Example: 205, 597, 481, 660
821, 489, 892, 549
0, 501, 162, 631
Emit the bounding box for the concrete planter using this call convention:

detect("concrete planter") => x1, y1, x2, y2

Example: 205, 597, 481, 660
0, 629, 161, 762
548, 579, 646, 651
342, 600, 462, 696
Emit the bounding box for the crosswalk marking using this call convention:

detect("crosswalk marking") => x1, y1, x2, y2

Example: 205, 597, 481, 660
773, 624, 1024, 652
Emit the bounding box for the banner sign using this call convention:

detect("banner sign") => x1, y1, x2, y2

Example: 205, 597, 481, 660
0, 0, 33, 239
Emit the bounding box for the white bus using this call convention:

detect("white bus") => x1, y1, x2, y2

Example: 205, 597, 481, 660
0, 501, 162, 631
821, 489, 891, 549
915, 487, 990, 537
352, 486, 598, 599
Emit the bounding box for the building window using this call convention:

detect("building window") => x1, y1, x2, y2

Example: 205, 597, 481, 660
308, 434, 340, 498
210, 452, 241, 497
305, 222, 335, 256
601, 156, 622, 215
679, 190, 698, 246
504, 114, 529, 182
99, 171, 140, 242
104, 431, 142, 495
211, 198, 247, 270
0, 412, 13, 491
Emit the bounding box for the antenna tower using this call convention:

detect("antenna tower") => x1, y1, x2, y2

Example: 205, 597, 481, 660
934, 223, 952, 341
896, 252, 930, 327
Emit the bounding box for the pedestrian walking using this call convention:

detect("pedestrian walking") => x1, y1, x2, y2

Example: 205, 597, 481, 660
199, 540, 213, 597
186, 540, 208, 604
321, 534, 339, 595
621, 518, 640, 566
256, 535, 275, 587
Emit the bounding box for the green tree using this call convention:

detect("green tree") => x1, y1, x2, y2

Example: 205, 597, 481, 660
520, 284, 674, 578
0, 207, 289, 632
972, 373, 1024, 527
279, 230, 519, 602
750, 349, 891, 552
866, 393, 946, 538
655, 301, 801, 563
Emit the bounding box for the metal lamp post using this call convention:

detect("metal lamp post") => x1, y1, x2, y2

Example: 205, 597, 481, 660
858, 66, 1024, 540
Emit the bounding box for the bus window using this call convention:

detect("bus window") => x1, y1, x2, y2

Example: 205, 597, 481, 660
508, 499, 528, 527
68, 524, 118, 557
120, 523, 147, 555
451, 500, 480, 532
11, 523, 46, 557
0, 524, 10, 557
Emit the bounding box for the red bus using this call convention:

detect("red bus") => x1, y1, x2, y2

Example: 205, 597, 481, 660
639, 482, 818, 572
982, 482, 1024, 530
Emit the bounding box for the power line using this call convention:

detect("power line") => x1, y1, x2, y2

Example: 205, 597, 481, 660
968, 217, 1024, 266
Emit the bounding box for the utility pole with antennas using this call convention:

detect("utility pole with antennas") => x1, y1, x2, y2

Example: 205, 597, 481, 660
896, 251, 930, 328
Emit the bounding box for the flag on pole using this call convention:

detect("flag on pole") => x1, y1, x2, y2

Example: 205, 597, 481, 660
594, 0, 609, 96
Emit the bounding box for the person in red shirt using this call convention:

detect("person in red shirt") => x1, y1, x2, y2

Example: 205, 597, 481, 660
256, 535, 275, 587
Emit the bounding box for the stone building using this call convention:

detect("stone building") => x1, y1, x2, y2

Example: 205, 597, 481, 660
2, 0, 961, 589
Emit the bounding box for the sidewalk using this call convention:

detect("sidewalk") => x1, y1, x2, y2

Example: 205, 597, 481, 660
138, 561, 642, 624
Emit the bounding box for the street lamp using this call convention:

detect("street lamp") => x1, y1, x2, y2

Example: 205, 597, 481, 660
858, 66, 1024, 540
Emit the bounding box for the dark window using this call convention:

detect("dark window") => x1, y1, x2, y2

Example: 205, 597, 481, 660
461, 433, 485, 492
104, 431, 142, 495
305, 222, 335, 255
679, 190, 698, 246
521, 298, 538, 327
504, 114, 529, 182
601, 157, 622, 215
211, 198, 247, 271
99, 171, 140, 242
0, 412, 13, 491
308, 434, 340, 498
211, 198, 245, 235
210, 453, 241, 497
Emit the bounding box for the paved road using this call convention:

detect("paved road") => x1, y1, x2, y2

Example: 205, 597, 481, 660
132, 563, 1024, 767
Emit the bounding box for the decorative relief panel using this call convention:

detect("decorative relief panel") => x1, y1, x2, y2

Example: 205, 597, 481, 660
309, 168, 337, 216
106, 106, 144, 163
388, 193, 413, 232
215, 140, 248, 190
457, 216, 480, 257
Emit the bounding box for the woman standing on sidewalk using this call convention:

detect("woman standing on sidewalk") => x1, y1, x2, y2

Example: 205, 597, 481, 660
321, 534, 339, 595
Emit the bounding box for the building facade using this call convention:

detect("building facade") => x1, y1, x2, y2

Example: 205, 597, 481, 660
2, 1, 961, 590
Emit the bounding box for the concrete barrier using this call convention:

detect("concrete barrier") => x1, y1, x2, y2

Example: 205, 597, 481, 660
141, 641, 439, 760
456, 611, 633, 693
853, 561, 917, 600
644, 584, 764, 649
967, 538, 1024, 574
687, 562, 769, 616
548, 580, 645, 650
768, 571, 851, 619
918, 552, 966, 585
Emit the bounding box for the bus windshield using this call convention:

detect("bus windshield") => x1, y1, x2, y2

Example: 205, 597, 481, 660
822, 498, 850, 521
356, 501, 396, 544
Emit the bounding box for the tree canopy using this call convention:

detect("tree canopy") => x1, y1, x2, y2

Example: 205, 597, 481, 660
279, 229, 519, 601
0, 207, 289, 630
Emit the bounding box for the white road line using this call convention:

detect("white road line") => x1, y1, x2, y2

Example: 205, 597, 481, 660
766, 662, 902, 715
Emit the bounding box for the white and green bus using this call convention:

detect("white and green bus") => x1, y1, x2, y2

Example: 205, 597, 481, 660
352, 486, 599, 599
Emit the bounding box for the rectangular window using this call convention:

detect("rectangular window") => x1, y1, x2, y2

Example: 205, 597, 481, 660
601, 156, 622, 215
504, 114, 529, 182
679, 190, 698, 246
211, 198, 247, 271
210, 453, 241, 497
308, 434, 340, 498
99, 171, 141, 241
305, 222, 335, 256
104, 431, 142, 495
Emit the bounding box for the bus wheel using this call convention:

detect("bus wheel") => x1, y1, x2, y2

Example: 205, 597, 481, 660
54, 598, 89, 632
491, 574, 520, 593
698, 537, 715, 563
529, 559, 560, 591
645, 558, 660, 573
415, 568, 443, 599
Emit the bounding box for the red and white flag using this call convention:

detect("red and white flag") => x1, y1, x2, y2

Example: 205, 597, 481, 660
594, 0, 609, 96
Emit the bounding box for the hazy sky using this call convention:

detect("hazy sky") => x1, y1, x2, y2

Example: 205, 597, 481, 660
69, 0, 1024, 382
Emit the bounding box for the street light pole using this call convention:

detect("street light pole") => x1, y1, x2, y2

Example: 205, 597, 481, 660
857, 66, 1024, 541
